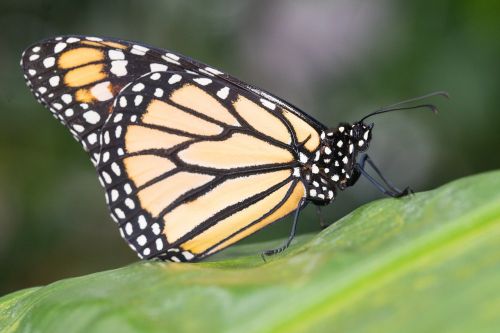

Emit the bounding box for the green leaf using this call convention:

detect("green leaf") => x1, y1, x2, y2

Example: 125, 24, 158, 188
1, 171, 499, 333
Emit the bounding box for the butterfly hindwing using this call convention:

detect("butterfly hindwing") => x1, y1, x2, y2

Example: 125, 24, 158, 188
97, 71, 314, 261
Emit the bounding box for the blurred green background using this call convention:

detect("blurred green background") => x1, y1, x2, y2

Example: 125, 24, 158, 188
1, 0, 499, 296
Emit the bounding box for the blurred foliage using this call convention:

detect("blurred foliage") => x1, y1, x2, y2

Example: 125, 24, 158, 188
1, 171, 499, 333
0, 0, 500, 295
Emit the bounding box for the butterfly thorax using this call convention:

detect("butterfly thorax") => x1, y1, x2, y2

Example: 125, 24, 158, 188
300, 122, 373, 205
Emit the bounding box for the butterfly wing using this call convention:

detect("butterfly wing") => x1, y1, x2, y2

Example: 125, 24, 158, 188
97, 70, 324, 261
21, 36, 325, 261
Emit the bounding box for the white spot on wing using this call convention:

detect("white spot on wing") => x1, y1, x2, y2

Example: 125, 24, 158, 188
137, 235, 147, 246
43, 57, 55, 68
150, 63, 168, 72
131, 44, 149, 56
125, 223, 133, 235
150, 72, 162, 80
132, 83, 145, 92
168, 74, 182, 84
111, 162, 121, 176
299, 152, 308, 163
54, 42, 67, 53
134, 95, 143, 106
216, 87, 230, 99
162, 53, 180, 65
61, 94, 72, 104
114, 113, 123, 123
311, 164, 319, 174
151, 223, 161, 235
260, 98, 276, 110
154, 88, 164, 98
125, 198, 135, 209
119, 96, 127, 107
108, 49, 125, 60
104, 131, 110, 144
182, 251, 194, 260
87, 133, 97, 145
83, 110, 101, 124
115, 125, 122, 138
90, 81, 113, 101
110, 60, 128, 77
73, 124, 84, 133
49, 76, 60, 87
138, 215, 147, 229
165, 52, 179, 60
193, 77, 212, 86
102, 171, 112, 184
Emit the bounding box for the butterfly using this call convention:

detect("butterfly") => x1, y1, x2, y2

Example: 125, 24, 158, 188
20, 36, 443, 262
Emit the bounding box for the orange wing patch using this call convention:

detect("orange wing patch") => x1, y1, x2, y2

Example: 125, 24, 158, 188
64, 64, 107, 87
123, 155, 176, 187
144, 99, 223, 136
137, 171, 215, 218
101, 41, 127, 49
58, 47, 104, 69
125, 125, 191, 153
163, 169, 292, 243
282, 109, 321, 152
206, 181, 305, 256
233, 95, 291, 145
178, 132, 294, 169
75, 88, 95, 103
181, 180, 295, 254
170, 84, 240, 126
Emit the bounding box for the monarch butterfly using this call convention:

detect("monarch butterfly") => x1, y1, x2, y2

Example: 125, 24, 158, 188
20, 36, 445, 262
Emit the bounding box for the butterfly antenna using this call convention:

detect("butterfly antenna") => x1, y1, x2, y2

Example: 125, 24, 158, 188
359, 91, 449, 122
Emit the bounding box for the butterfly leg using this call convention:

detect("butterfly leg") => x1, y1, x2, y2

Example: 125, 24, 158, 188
316, 205, 329, 229
355, 155, 413, 198
261, 198, 306, 261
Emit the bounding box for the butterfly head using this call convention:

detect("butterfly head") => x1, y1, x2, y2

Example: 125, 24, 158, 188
349, 121, 373, 152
